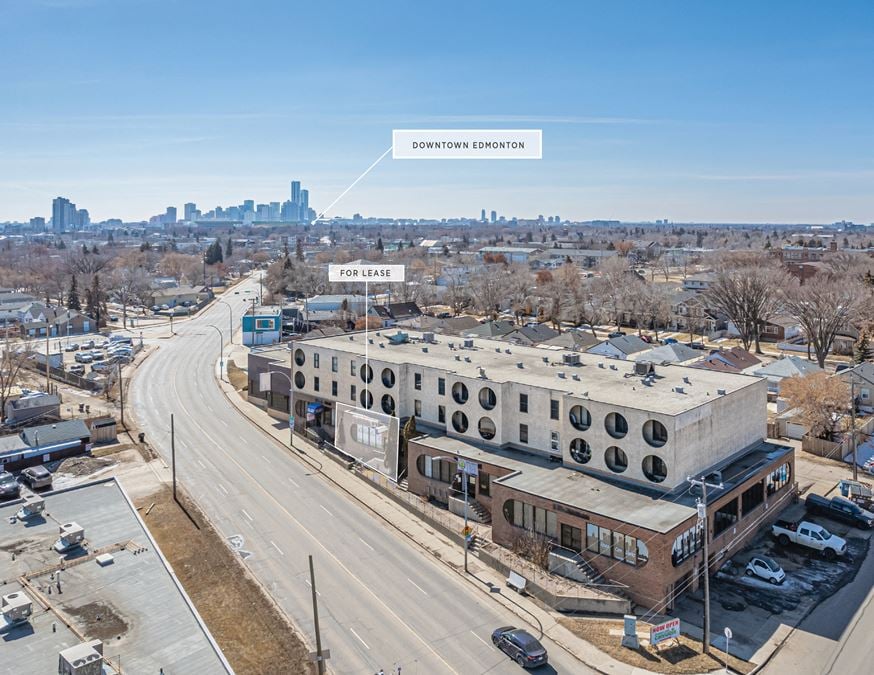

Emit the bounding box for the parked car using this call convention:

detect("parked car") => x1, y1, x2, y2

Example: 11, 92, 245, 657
92, 361, 114, 373
685, 341, 706, 350
0, 471, 20, 500
772, 519, 847, 559
640, 334, 653, 343
68, 364, 86, 375
608, 331, 626, 338
82, 339, 95, 349
663, 337, 678, 344
745, 555, 786, 584
74, 353, 94, 364
491, 626, 548, 669
160, 304, 170, 310
109, 315, 119, 322
110, 335, 133, 345
19, 465, 52, 490
805, 494, 874, 529
151, 305, 161, 312
64, 343, 79, 352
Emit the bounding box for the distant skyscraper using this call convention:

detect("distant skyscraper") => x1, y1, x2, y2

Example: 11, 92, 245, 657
481, 209, 486, 222
76, 209, 90, 228
490, 210, 497, 224
269, 201, 280, 221
165, 206, 177, 224
184, 202, 197, 221
30, 217, 46, 230
291, 181, 301, 205
242, 200, 255, 213
300, 189, 309, 222
256, 204, 270, 220
52, 196, 75, 233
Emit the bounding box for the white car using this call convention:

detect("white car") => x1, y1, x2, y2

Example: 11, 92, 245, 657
745, 555, 786, 584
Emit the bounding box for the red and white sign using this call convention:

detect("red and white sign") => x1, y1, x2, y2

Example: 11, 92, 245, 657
650, 617, 680, 646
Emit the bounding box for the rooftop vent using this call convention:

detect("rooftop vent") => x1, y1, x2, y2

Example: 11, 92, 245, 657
683, 376, 691, 384
572, 373, 580, 381
609, 364, 618, 371
517, 362, 524, 369
455, 355, 461, 361
478, 367, 486, 378
717, 388, 726, 395
557, 371, 566, 379
463, 339, 474, 348
464, 356, 471, 363
542, 356, 550, 363
422, 347, 428, 353
504, 349, 511, 354
598, 363, 605, 369
674, 386, 685, 394
348, 335, 354, 341
496, 347, 502, 353
448, 342, 455, 349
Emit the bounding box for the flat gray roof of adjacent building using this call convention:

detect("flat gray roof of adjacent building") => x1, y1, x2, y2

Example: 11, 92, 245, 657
298, 330, 764, 416
0, 478, 232, 674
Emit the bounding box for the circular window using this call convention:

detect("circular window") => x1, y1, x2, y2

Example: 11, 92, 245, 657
478, 387, 496, 410
643, 419, 668, 447
381, 394, 396, 416
360, 364, 373, 383
294, 349, 305, 366
569, 438, 591, 464
359, 389, 373, 409
605, 446, 628, 473
381, 368, 396, 388
569, 405, 591, 431
452, 382, 469, 404
642, 455, 668, 483
452, 411, 469, 433
293, 372, 305, 389
478, 417, 496, 440
605, 412, 628, 439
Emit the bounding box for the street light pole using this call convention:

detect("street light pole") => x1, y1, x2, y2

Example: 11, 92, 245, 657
267, 369, 294, 450
851, 380, 858, 481
215, 299, 234, 345
207, 325, 224, 381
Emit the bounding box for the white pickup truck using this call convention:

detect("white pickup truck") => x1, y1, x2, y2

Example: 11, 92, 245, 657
772, 520, 847, 559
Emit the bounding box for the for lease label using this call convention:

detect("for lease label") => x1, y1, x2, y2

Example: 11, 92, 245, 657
328, 264, 406, 283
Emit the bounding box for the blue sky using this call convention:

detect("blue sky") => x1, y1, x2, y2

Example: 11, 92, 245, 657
1, 0, 873, 223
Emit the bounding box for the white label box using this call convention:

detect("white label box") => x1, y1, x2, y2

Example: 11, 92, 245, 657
328, 264, 406, 283
392, 129, 542, 160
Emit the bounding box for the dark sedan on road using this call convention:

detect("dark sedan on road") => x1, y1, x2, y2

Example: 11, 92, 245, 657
491, 626, 548, 668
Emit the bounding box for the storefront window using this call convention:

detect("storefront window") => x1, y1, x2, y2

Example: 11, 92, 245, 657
612, 531, 624, 560
586, 523, 599, 552
768, 462, 791, 494
502, 499, 557, 539
599, 527, 612, 556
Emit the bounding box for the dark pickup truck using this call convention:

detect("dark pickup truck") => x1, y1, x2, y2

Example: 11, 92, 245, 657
805, 494, 874, 529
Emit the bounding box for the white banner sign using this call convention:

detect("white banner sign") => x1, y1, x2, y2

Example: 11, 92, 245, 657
328, 264, 406, 283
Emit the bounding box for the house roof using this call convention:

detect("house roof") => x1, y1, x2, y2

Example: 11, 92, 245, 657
634, 343, 700, 364
20, 419, 90, 447
693, 347, 761, 373
386, 302, 422, 319
504, 324, 560, 344
767, 314, 800, 328
538, 330, 600, 350
462, 320, 516, 338
753, 355, 822, 380
593, 334, 650, 355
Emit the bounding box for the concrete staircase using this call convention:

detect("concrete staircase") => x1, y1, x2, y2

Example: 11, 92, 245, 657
468, 500, 491, 525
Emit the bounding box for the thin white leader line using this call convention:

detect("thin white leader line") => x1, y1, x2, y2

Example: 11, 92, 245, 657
311, 145, 393, 224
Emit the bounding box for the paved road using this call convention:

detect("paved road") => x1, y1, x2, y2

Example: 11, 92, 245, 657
129, 276, 585, 674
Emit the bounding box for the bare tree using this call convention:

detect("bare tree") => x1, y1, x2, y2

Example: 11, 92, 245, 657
468, 268, 507, 319
781, 372, 849, 440
782, 274, 866, 368
443, 272, 470, 316
110, 260, 151, 328
0, 346, 29, 416
593, 256, 632, 330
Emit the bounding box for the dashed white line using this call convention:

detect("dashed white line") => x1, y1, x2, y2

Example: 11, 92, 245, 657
217, 483, 229, 495
196, 459, 206, 470
288, 476, 300, 488
349, 627, 370, 650
470, 630, 489, 647
319, 505, 334, 517
303, 578, 321, 596
270, 540, 284, 555
241, 509, 253, 521
407, 578, 428, 596
358, 536, 375, 551
261, 454, 272, 464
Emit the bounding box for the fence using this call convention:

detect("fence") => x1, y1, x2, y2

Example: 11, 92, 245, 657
801, 416, 874, 461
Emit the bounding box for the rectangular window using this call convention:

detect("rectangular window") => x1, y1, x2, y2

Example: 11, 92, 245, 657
519, 424, 529, 444
438, 378, 446, 395
742, 482, 765, 514
331, 356, 338, 372
535, 507, 546, 536
331, 381, 337, 396
350, 384, 356, 401
613, 531, 625, 560
414, 399, 422, 416
313, 376, 320, 392
599, 527, 612, 556
546, 511, 557, 539
350, 360, 356, 376
514, 501, 525, 528
255, 318, 273, 330
550, 400, 559, 420
479, 472, 490, 497
414, 373, 422, 390
438, 405, 446, 423
313, 353, 319, 368
550, 431, 559, 452
625, 535, 637, 565
561, 524, 583, 552
523, 502, 534, 530
587, 524, 599, 553
519, 393, 528, 413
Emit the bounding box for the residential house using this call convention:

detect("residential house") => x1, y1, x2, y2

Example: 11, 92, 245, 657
538, 330, 601, 351
837, 362, 874, 414
728, 315, 801, 343
462, 320, 516, 339
669, 290, 720, 335
752, 356, 822, 396
0, 419, 91, 471
692, 347, 762, 374
4, 390, 60, 427
682, 272, 716, 292
547, 248, 617, 268
587, 335, 651, 360
367, 302, 423, 327
502, 324, 560, 346
148, 285, 212, 308
633, 343, 701, 366
478, 246, 539, 264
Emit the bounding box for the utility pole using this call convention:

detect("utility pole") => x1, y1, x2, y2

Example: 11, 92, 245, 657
45, 325, 50, 392
309, 555, 326, 675
117, 361, 124, 429
687, 474, 723, 656
851, 380, 858, 481
171, 413, 177, 501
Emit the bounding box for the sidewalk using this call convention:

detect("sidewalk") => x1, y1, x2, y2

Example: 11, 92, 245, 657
215, 347, 639, 675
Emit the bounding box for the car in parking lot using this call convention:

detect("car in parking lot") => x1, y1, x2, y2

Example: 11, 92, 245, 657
806, 493, 874, 529
68, 364, 86, 375
491, 626, 548, 669
74, 352, 93, 364
608, 331, 626, 338
663, 337, 678, 344
772, 519, 847, 559
19, 465, 52, 490
64, 342, 79, 352
745, 555, 786, 584
92, 361, 114, 373
0, 471, 20, 500
109, 315, 119, 322
151, 305, 161, 312
685, 341, 706, 350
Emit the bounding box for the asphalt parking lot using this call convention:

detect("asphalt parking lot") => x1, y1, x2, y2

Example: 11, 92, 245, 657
675, 502, 872, 661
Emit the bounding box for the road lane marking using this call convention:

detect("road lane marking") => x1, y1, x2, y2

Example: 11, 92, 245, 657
218, 483, 229, 495
288, 477, 300, 488
319, 505, 334, 517
303, 578, 321, 596
349, 627, 370, 650
358, 536, 374, 551
407, 578, 428, 596
470, 631, 489, 647
261, 454, 272, 464
197, 459, 207, 470
270, 540, 284, 555
241, 509, 253, 521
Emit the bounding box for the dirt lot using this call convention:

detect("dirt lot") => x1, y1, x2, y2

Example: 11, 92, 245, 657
136, 486, 311, 674
558, 618, 753, 674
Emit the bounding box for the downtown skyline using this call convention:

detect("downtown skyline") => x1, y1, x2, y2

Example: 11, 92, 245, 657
1, 1, 873, 224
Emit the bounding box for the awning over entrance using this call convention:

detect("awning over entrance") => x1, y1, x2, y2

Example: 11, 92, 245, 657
307, 402, 324, 414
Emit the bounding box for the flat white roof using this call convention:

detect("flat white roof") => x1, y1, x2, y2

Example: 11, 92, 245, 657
298, 330, 763, 416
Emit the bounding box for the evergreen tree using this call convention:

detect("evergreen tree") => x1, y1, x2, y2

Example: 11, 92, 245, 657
107, 230, 114, 244
204, 239, 223, 264
67, 275, 81, 311
86, 274, 107, 327
442, 244, 450, 256
91, 244, 99, 254
57, 240, 66, 250
295, 237, 304, 261
225, 237, 234, 258
854, 331, 872, 364
82, 243, 89, 255
283, 255, 293, 271
376, 237, 384, 252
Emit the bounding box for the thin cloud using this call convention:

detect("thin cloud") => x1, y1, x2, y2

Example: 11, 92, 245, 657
691, 170, 874, 181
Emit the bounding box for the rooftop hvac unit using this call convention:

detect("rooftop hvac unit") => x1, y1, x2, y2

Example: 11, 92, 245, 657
58, 641, 104, 675
516, 362, 524, 369
422, 347, 429, 353
571, 374, 580, 381
598, 362, 605, 369
54, 522, 85, 553
464, 356, 471, 363
496, 347, 502, 353
448, 342, 455, 349
557, 372, 566, 379
634, 361, 654, 377
717, 388, 726, 395
674, 386, 685, 394
562, 353, 581, 366
463, 339, 474, 348
423, 332, 436, 343
16, 493, 45, 521
504, 349, 511, 354
683, 376, 691, 384
2, 591, 32, 624
478, 367, 486, 378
